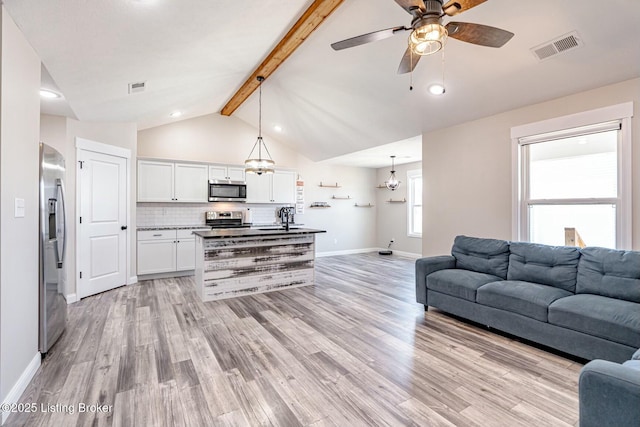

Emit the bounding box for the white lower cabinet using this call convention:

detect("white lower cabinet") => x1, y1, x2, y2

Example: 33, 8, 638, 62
137, 229, 207, 275
176, 230, 198, 270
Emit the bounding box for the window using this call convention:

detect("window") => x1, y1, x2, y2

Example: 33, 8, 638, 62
407, 169, 422, 237
512, 103, 632, 249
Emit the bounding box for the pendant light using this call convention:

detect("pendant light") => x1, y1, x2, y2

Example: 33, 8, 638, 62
245, 76, 275, 175
385, 155, 400, 191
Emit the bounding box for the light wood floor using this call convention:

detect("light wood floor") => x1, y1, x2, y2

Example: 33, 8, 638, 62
8, 253, 582, 426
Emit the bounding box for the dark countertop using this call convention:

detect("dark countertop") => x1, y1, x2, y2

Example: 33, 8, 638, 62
193, 228, 326, 239
137, 225, 209, 231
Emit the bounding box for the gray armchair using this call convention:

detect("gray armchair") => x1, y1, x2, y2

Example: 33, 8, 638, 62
579, 348, 640, 427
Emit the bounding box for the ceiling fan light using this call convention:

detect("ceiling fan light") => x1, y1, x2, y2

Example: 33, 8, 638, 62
409, 24, 447, 56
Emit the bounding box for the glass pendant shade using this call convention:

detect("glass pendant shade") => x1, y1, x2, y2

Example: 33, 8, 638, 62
385, 155, 401, 191
409, 23, 447, 56
245, 137, 275, 175
245, 76, 275, 175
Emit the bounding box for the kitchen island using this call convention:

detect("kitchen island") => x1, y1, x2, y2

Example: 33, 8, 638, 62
193, 228, 326, 301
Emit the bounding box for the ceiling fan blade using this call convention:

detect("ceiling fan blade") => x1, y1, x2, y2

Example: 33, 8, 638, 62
442, 0, 487, 16
394, 0, 426, 14
446, 22, 514, 47
397, 47, 422, 74
331, 26, 408, 51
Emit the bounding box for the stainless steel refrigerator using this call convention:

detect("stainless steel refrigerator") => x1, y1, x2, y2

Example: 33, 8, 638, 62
39, 143, 68, 354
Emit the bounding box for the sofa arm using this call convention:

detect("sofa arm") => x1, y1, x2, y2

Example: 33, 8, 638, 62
415, 256, 456, 305
579, 359, 640, 427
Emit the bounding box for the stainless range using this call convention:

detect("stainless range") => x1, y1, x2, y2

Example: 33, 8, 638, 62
205, 211, 249, 229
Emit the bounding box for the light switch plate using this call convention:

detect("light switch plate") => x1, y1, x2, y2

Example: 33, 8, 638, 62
14, 198, 25, 218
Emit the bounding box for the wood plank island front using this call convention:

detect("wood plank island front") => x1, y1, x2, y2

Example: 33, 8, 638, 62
193, 228, 326, 301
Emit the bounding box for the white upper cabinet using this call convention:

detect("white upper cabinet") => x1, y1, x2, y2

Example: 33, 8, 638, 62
138, 160, 207, 203
174, 163, 208, 202
245, 172, 272, 203
137, 160, 175, 202
209, 164, 245, 182
245, 170, 296, 204
272, 170, 296, 203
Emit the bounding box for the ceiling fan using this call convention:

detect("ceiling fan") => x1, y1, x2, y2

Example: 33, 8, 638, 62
331, 0, 514, 74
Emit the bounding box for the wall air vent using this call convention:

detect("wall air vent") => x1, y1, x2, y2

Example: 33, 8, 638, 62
531, 31, 583, 61
128, 81, 146, 94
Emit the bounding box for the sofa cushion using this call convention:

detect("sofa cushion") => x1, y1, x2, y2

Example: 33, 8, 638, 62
451, 235, 510, 279
633, 348, 640, 361
622, 360, 640, 371
549, 294, 640, 348
427, 269, 502, 302
507, 242, 580, 292
477, 280, 572, 322
576, 247, 640, 302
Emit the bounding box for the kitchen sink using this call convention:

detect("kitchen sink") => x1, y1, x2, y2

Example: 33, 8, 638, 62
257, 227, 300, 231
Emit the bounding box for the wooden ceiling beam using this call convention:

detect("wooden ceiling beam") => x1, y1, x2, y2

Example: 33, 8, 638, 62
220, 0, 345, 116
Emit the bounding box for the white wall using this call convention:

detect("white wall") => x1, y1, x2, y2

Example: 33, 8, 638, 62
138, 113, 378, 254
0, 5, 41, 414
376, 161, 422, 256
40, 115, 137, 298
422, 77, 640, 255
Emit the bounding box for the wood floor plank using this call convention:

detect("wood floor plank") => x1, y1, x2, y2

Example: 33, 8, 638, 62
6, 253, 583, 427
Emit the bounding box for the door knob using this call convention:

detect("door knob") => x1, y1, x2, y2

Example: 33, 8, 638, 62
121, 225, 128, 230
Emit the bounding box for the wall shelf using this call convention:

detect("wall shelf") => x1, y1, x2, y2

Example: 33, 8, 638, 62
319, 182, 341, 188
354, 203, 374, 208
310, 201, 331, 208
386, 198, 406, 203
332, 195, 351, 200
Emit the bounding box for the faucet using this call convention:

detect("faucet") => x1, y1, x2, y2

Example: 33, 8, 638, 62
280, 207, 293, 231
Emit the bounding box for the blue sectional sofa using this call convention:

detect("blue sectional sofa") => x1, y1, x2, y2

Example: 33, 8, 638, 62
415, 235, 640, 362
578, 348, 640, 427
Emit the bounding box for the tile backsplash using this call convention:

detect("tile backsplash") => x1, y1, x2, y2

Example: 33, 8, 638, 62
136, 203, 290, 227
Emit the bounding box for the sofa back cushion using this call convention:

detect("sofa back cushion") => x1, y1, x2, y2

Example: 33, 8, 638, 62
576, 247, 640, 302
451, 235, 509, 279
507, 242, 580, 292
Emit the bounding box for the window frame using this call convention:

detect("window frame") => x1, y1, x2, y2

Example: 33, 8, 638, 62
407, 169, 422, 238
511, 102, 633, 249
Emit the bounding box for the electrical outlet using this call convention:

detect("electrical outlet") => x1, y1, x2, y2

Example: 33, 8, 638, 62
334, 238, 338, 245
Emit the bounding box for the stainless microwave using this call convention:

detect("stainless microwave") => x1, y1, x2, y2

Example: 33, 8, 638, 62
208, 180, 247, 202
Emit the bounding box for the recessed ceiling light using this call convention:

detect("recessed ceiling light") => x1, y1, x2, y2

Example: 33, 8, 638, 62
274, 125, 283, 132
428, 84, 445, 95
169, 111, 182, 118
40, 89, 61, 99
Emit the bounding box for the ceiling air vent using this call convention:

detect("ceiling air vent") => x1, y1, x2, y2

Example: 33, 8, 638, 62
531, 31, 583, 61
128, 81, 146, 94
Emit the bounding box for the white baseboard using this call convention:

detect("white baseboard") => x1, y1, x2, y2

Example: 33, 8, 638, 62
128, 275, 138, 285
316, 248, 379, 257
316, 248, 422, 259
66, 293, 78, 304
137, 270, 194, 281
1, 353, 41, 425
387, 249, 422, 259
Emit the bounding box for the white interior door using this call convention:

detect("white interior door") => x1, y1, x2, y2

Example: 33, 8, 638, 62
79, 149, 128, 298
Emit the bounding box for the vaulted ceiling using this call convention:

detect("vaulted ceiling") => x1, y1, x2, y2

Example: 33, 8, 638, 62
5, 0, 640, 165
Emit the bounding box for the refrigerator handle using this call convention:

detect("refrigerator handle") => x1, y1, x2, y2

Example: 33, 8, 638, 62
56, 179, 67, 269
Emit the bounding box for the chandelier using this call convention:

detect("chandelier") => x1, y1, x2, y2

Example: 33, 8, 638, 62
385, 155, 400, 190
245, 76, 275, 175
